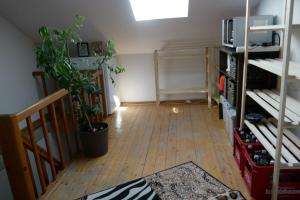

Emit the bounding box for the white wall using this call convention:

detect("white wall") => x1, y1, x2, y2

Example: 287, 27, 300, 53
0, 15, 40, 200
117, 54, 155, 102
0, 16, 39, 114
0, 0, 259, 54
116, 53, 207, 102
0, 169, 12, 200
106, 57, 122, 113
71, 56, 122, 114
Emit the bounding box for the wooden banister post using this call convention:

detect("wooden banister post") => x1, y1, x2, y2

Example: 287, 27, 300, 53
0, 115, 36, 200
99, 70, 107, 118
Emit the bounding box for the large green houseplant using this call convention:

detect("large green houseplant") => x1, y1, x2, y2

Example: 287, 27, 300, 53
35, 16, 125, 157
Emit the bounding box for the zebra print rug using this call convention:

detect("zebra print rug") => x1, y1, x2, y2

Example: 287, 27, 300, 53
78, 161, 243, 200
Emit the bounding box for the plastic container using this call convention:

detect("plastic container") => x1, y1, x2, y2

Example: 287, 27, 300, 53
233, 128, 260, 173
241, 145, 300, 200
227, 79, 236, 106
221, 95, 236, 144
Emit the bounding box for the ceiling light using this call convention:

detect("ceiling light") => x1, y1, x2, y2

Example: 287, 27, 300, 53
129, 0, 189, 21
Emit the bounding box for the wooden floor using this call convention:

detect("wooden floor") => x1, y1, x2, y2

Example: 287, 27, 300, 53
43, 103, 251, 200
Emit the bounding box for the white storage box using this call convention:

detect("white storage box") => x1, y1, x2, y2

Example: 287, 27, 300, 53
220, 95, 236, 144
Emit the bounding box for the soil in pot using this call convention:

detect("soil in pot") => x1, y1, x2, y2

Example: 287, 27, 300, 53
80, 122, 108, 158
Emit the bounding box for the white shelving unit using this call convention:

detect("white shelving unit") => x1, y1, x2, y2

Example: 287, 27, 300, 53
246, 90, 300, 125
154, 47, 217, 108
240, 0, 300, 199
248, 59, 300, 79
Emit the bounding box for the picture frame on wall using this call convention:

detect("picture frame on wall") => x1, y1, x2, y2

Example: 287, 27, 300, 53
91, 41, 104, 55
77, 42, 90, 57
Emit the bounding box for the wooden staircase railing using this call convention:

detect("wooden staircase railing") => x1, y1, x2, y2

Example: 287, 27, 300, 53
0, 69, 107, 199
0, 89, 74, 199
32, 69, 108, 120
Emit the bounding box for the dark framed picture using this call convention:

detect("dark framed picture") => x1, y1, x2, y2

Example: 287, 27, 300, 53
77, 42, 90, 57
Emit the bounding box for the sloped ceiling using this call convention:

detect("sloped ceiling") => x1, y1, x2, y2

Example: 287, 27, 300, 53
0, 0, 259, 54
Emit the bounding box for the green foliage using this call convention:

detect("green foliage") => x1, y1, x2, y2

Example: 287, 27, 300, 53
35, 15, 125, 130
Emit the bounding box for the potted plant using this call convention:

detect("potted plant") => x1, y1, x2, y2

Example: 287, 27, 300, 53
35, 15, 125, 157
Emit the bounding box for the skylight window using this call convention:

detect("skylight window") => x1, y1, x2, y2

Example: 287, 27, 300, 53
129, 0, 189, 21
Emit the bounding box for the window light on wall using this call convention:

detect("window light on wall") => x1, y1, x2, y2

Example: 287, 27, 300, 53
129, 0, 189, 21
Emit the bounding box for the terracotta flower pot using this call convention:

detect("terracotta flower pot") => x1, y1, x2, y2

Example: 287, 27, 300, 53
79, 122, 108, 158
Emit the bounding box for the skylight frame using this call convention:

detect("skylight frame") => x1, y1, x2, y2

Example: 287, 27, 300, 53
129, 0, 190, 21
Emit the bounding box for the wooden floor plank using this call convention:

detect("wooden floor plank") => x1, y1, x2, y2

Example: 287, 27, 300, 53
153, 104, 169, 172
42, 103, 251, 200
165, 105, 178, 168
87, 105, 143, 193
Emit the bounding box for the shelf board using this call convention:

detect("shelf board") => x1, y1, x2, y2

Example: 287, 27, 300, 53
248, 58, 300, 80
245, 119, 300, 165
157, 49, 206, 60
159, 88, 208, 95
244, 120, 286, 163
236, 45, 280, 53
263, 120, 300, 161
280, 162, 300, 169
250, 24, 300, 32
263, 90, 300, 115
250, 25, 284, 32
246, 90, 300, 126
158, 55, 206, 60
157, 49, 205, 55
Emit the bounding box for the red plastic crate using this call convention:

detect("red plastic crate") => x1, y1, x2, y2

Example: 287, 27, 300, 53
233, 128, 260, 173
242, 145, 300, 200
